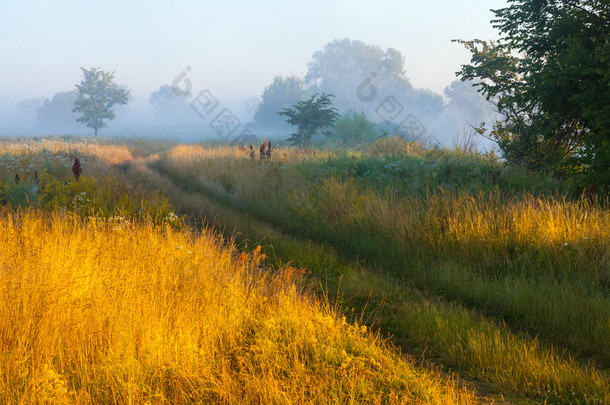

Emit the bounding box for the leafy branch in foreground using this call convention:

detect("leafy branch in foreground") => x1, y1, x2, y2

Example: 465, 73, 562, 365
455, 0, 610, 195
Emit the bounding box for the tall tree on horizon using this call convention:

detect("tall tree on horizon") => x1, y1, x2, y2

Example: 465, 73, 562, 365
305, 39, 412, 114
73, 67, 129, 136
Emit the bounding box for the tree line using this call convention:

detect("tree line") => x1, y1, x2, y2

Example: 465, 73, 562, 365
13, 0, 609, 194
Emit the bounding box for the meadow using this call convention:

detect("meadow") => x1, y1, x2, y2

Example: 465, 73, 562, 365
0, 136, 608, 404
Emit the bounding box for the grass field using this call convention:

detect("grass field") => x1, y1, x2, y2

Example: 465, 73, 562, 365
1, 136, 608, 404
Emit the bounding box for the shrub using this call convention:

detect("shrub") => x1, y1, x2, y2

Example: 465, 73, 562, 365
1, 176, 39, 207
367, 136, 425, 157
332, 110, 376, 146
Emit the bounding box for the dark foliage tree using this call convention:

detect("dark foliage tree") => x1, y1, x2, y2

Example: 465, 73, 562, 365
456, 0, 610, 193
73, 67, 129, 135
277, 93, 340, 146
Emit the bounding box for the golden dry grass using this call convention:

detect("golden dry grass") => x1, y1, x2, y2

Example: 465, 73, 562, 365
167, 144, 337, 165
0, 208, 477, 404
0, 137, 133, 184
151, 143, 610, 402
0, 138, 133, 166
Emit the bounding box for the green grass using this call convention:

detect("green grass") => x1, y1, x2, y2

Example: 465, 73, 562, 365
11, 137, 606, 403
136, 140, 610, 404
1, 137, 486, 404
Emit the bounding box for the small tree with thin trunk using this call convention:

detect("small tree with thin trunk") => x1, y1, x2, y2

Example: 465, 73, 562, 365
277, 93, 339, 147
73, 67, 129, 135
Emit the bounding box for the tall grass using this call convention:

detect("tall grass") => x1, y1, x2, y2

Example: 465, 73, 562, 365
0, 136, 134, 166
0, 208, 476, 404
0, 137, 174, 223
148, 141, 610, 402
6, 137, 606, 402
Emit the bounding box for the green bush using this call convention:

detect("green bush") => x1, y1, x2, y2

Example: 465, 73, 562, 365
39, 172, 175, 224
0, 177, 39, 207
332, 110, 376, 146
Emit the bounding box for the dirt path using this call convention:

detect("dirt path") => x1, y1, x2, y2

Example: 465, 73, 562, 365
122, 154, 527, 404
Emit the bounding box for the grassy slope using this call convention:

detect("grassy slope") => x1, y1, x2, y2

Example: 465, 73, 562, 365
135, 140, 609, 404
0, 138, 477, 404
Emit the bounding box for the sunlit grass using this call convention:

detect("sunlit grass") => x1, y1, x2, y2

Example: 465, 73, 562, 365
3, 136, 609, 403
167, 143, 338, 165
0, 137, 133, 165
0, 137, 133, 186
0, 208, 476, 404
149, 140, 610, 403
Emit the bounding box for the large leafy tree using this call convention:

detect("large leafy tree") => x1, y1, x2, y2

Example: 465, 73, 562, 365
73, 67, 129, 135
456, 0, 610, 193
305, 39, 445, 133
305, 39, 412, 113
253, 75, 307, 127
277, 93, 340, 146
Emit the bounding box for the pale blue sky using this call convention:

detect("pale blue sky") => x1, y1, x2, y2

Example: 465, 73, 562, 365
0, 0, 507, 110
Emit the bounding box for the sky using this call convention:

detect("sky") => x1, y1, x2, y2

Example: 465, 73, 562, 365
0, 0, 508, 125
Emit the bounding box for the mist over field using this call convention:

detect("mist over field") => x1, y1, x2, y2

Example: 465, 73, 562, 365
1, 51, 499, 149
0, 0, 505, 148
2, 1, 609, 403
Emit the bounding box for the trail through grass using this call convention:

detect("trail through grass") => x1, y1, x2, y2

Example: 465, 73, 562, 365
132, 150, 609, 404
0, 137, 482, 404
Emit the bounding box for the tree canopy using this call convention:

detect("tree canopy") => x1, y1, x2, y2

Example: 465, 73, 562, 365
253, 75, 307, 127
73, 67, 130, 135
456, 0, 610, 193
149, 85, 192, 121
277, 93, 340, 146
304, 39, 445, 134
305, 39, 412, 113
